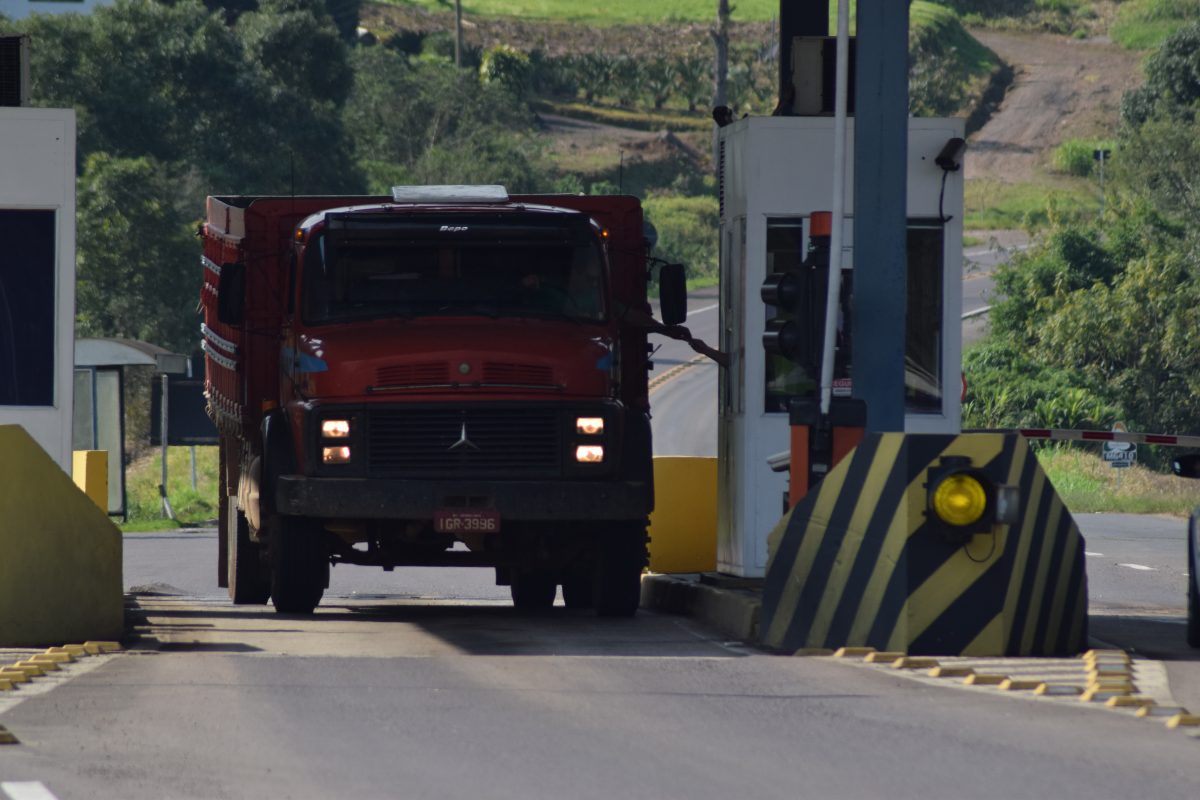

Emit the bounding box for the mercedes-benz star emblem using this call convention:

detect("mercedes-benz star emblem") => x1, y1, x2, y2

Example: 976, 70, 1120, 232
448, 422, 479, 451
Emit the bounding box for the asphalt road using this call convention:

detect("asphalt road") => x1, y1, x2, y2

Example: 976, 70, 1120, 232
5, 571, 1200, 799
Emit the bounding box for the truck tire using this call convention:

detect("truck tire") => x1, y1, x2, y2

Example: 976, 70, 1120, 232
593, 523, 647, 618
511, 569, 557, 610
227, 497, 270, 605
270, 516, 327, 615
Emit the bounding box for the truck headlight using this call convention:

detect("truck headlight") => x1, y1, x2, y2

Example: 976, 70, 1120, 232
576, 445, 604, 464
321, 419, 351, 438
323, 446, 352, 464
576, 417, 605, 435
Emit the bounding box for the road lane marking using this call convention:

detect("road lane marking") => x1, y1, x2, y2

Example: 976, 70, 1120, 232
2, 783, 60, 800
1085, 552, 1104, 557
690, 302, 718, 315
1119, 563, 1156, 571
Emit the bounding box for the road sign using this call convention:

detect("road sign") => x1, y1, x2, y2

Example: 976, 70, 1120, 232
1104, 422, 1136, 468
1103, 446, 1136, 468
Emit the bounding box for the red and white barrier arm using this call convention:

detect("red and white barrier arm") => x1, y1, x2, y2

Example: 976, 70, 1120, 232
966, 428, 1200, 448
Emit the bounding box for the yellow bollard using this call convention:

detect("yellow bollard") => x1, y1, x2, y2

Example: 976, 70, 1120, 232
72, 450, 108, 511
647, 457, 717, 573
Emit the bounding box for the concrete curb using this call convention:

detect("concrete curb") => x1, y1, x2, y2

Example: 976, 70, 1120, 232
641, 574, 761, 642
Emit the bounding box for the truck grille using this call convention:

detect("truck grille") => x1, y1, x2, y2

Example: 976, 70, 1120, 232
368, 407, 561, 477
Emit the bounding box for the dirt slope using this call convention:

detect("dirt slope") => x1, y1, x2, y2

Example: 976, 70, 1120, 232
965, 30, 1144, 183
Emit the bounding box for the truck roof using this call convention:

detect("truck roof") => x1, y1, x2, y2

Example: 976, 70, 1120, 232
295, 200, 589, 236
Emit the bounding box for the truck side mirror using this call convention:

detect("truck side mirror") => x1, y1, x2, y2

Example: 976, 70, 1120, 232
217, 262, 245, 325
1174, 454, 1200, 479
659, 263, 687, 326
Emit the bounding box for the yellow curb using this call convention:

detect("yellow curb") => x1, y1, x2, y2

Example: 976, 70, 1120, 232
8, 664, 45, 678
964, 674, 1008, 686
833, 647, 876, 658
38, 651, 74, 663
1086, 683, 1135, 695
53, 645, 89, 657
928, 666, 975, 678
892, 657, 940, 669
1083, 649, 1130, 660
1136, 705, 1187, 718
83, 641, 122, 654
1034, 684, 1082, 696
1166, 714, 1200, 729
864, 651, 906, 663
0, 669, 31, 684
1087, 666, 1131, 679
792, 648, 835, 657
999, 679, 1042, 691
1105, 695, 1154, 709
26, 657, 61, 671
0, 727, 18, 745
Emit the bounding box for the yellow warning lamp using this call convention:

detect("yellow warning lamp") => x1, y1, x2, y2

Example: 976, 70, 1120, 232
926, 456, 1003, 543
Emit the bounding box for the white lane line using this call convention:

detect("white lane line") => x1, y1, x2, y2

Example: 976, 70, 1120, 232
1119, 563, 1157, 571
2, 783, 61, 800
690, 302, 718, 315
1085, 551, 1104, 557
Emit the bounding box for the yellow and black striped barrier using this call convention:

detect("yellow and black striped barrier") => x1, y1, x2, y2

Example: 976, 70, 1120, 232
760, 433, 1087, 656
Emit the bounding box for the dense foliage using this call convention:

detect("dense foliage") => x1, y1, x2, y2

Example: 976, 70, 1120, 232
965, 22, 1200, 451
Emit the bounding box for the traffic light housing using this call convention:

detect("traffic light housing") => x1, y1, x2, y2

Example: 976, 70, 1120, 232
761, 213, 832, 373
925, 456, 1018, 543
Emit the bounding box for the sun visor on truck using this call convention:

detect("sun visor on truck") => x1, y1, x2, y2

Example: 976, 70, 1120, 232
321, 213, 588, 247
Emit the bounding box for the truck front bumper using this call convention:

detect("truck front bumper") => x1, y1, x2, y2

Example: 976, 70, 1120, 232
275, 476, 652, 521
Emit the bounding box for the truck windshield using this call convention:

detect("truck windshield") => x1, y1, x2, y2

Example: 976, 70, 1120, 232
302, 215, 607, 325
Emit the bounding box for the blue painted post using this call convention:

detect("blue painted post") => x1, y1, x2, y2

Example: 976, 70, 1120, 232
852, 0, 909, 432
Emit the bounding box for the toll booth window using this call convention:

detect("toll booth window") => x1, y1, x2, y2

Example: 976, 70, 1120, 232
764, 219, 814, 412
0, 210, 56, 407
906, 223, 944, 413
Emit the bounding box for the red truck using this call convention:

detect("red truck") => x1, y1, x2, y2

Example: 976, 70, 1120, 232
200, 186, 685, 616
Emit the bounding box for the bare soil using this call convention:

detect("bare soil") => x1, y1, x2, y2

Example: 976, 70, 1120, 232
965, 30, 1144, 182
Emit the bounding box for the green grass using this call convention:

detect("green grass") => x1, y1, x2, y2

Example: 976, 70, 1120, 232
389, 0, 962, 27
964, 179, 1097, 229
122, 446, 220, 530
1037, 445, 1200, 516
911, 1, 1000, 77
1111, 0, 1200, 49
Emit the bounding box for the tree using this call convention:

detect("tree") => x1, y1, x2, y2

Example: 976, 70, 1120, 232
75, 154, 199, 351
1121, 22, 1200, 127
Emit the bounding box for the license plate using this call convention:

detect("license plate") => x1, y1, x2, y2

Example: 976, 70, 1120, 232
434, 508, 501, 533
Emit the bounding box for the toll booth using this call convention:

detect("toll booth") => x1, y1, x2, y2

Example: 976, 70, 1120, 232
0, 106, 77, 471
716, 116, 965, 577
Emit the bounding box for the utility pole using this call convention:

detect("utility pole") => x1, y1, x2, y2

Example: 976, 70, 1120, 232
712, 0, 730, 108
454, 0, 464, 68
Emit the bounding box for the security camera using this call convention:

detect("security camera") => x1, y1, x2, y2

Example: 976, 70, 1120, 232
935, 137, 967, 172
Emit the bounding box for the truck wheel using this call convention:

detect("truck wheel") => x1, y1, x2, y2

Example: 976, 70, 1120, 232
1188, 513, 1200, 648
270, 516, 327, 615
227, 497, 270, 605
593, 523, 647, 618
511, 570, 557, 610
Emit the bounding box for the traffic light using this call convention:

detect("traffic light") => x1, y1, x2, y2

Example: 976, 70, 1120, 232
761, 212, 832, 372
925, 456, 1019, 543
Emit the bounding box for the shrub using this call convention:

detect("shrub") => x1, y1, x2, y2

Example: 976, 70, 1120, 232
642, 195, 719, 281
1052, 139, 1116, 177
480, 44, 532, 99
